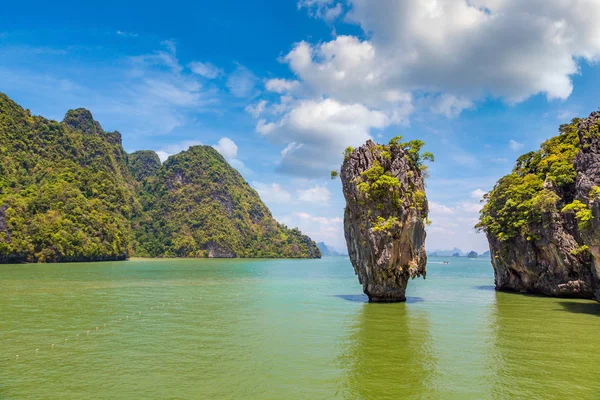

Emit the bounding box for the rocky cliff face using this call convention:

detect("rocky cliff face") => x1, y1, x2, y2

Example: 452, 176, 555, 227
341, 140, 429, 302
479, 112, 600, 301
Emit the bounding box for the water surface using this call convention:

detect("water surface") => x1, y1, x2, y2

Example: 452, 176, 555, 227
1, 257, 599, 399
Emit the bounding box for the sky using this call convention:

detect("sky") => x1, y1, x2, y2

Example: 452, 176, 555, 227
2, 0, 600, 253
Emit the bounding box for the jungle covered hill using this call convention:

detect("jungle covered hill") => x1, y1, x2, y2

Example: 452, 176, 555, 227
0, 92, 320, 263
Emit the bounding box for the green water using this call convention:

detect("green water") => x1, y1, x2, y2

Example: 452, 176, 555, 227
1, 257, 599, 399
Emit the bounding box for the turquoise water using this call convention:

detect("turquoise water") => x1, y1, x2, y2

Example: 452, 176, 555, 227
1, 256, 600, 399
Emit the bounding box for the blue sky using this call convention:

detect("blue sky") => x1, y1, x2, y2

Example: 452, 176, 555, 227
2, 0, 600, 253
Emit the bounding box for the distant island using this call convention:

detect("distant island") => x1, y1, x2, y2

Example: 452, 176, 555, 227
0, 93, 321, 263
316, 242, 347, 257
427, 249, 491, 258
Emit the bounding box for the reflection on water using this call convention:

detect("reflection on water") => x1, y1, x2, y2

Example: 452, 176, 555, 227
2, 257, 600, 399
334, 294, 425, 303
489, 292, 600, 399
340, 303, 438, 399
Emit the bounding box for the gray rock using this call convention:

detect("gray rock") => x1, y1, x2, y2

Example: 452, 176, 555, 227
486, 111, 600, 301
341, 140, 428, 302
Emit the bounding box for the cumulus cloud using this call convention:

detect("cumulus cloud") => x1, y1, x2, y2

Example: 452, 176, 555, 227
249, 0, 600, 178
213, 137, 238, 159
265, 78, 300, 94
188, 61, 223, 79
213, 137, 251, 175
258, 98, 395, 176
297, 185, 331, 203
509, 139, 524, 151
346, 0, 600, 102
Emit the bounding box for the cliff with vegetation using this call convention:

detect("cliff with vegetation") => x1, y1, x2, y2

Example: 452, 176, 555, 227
339, 138, 433, 302
133, 145, 321, 258
0, 92, 320, 262
477, 113, 600, 301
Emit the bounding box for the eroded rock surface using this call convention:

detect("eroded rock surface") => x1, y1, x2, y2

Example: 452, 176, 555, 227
480, 112, 600, 301
341, 140, 429, 302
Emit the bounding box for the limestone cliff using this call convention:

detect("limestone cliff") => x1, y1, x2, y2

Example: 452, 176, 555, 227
478, 112, 600, 301
340, 139, 431, 302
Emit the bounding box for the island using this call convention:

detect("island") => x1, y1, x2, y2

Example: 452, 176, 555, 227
477, 112, 600, 301
337, 137, 433, 302
0, 93, 321, 263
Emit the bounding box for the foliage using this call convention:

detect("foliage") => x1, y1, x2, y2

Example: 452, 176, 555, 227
570, 244, 590, 256
561, 200, 593, 230
477, 118, 583, 240
132, 145, 320, 258
0, 93, 137, 262
330, 170, 338, 180
344, 146, 354, 160
0, 92, 320, 262
590, 186, 600, 200
372, 216, 399, 232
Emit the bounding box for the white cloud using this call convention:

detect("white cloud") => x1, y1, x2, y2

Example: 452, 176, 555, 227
297, 185, 331, 203
265, 78, 300, 94
429, 201, 454, 215
245, 100, 268, 118
252, 182, 293, 204
471, 189, 487, 200
509, 139, 524, 151
257, 98, 397, 176
254, 0, 600, 179
430, 94, 473, 118
155, 140, 203, 162
298, 0, 343, 22
346, 0, 600, 102
213, 137, 238, 159
188, 61, 223, 79
227, 64, 258, 97
213, 137, 251, 176
458, 201, 484, 213
116, 30, 139, 38
107, 41, 219, 136
277, 211, 344, 249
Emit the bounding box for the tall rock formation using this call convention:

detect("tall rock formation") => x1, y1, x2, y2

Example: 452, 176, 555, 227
478, 112, 600, 301
340, 139, 431, 302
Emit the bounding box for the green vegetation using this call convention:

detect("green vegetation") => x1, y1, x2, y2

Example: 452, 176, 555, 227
0, 92, 320, 262
0, 93, 137, 262
372, 216, 399, 232
134, 146, 320, 258
477, 119, 584, 240
330, 170, 338, 180
570, 244, 590, 256
343, 138, 433, 234
561, 200, 593, 230
343, 146, 354, 160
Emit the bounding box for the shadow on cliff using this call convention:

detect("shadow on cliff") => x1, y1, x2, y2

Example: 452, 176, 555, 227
334, 294, 425, 303
557, 301, 600, 317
